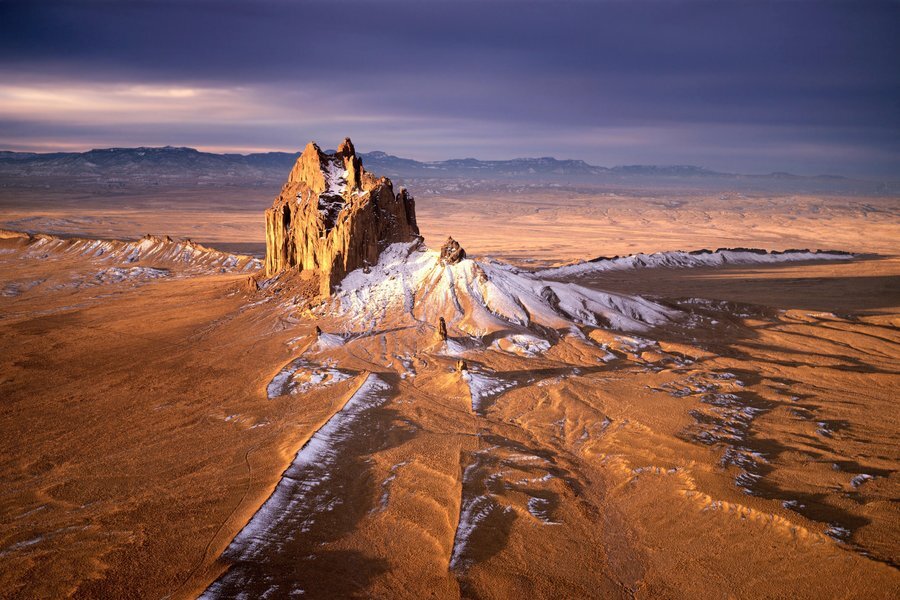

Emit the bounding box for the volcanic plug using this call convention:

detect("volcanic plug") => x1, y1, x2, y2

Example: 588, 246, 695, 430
264, 137, 419, 295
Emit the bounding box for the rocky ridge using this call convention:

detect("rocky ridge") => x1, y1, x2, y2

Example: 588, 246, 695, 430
264, 138, 419, 295
0, 229, 261, 273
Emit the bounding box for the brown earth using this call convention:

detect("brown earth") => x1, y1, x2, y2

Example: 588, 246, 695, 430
3, 187, 898, 261
0, 192, 898, 599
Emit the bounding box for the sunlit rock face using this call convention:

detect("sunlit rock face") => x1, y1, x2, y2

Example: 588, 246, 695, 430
264, 137, 419, 295
439, 236, 466, 265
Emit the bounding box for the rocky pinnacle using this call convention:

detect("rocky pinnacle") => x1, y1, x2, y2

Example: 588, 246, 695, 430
264, 137, 419, 295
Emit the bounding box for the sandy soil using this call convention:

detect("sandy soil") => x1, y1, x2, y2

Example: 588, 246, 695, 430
3, 187, 898, 260
0, 193, 898, 599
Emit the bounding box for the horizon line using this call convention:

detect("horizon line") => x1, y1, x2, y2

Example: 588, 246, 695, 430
1, 143, 885, 182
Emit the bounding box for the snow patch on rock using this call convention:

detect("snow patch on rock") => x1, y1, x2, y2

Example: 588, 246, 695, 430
327, 242, 676, 334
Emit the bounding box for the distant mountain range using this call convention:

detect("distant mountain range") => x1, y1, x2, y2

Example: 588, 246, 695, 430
0, 146, 893, 195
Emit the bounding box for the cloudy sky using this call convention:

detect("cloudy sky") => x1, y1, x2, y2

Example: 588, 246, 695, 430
1, 0, 898, 177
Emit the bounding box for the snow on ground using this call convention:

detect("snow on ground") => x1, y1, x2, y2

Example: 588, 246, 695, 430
0, 536, 46, 559
327, 241, 676, 335
596, 344, 618, 362
527, 497, 560, 524
462, 370, 518, 414
450, 454, 510, 571
451, 445, 560, 570
450, 491, 500, 571
310, 333, 346, 352
535, 248, 853, 279
288, 374, 389, 470
2, 279, 45, 297
213, 374, 392, 569
203, 373, 393, 598
825, 524, 851, 542
614, 335, 656, 356
439, 338, 475, 357
850, 474, 875, 488
653, 371, 774, 496
315, 157, 350, 222
266, 358, 352, 399
395, 355, 416, 379
93, 266, 170, 284
492, 334, 551, 357
17, 232, 261, 273
376, 460, 410, 511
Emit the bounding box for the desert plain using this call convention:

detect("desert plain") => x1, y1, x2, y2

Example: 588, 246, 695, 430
0, 186, 898, 599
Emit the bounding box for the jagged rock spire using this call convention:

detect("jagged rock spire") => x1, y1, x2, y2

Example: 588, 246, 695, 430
264, 138, 419, 295
336, 137, 355, 157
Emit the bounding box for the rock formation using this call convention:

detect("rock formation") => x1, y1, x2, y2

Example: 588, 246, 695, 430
439, 237, 466, 264
264, 138, 419, 295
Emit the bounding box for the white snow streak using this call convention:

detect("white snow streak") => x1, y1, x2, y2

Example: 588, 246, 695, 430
215, 374, 390, 564
536, 249, 853, 279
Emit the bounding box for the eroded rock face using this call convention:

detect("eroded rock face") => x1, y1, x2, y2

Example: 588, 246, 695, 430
264, 137, 419, 295
439, 236, 466, 265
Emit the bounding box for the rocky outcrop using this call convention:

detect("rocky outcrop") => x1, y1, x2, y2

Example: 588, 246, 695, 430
264, 137, 419, 296
439, 237, 466, 264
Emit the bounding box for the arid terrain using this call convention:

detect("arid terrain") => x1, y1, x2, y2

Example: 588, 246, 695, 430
3, 0, 897, 595
1, 182, 898, 599
3, 185, 899, 261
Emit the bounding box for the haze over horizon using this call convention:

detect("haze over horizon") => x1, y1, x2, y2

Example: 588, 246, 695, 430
1, 0, 898, 179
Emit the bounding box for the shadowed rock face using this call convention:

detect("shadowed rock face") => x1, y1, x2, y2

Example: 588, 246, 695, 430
264, 137, 419, 295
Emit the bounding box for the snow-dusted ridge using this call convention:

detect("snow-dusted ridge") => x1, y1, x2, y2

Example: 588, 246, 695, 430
535, 247, 853, 279
1, 229, 262, 273
325, 241, 676, 334
202, 373, 392, 598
